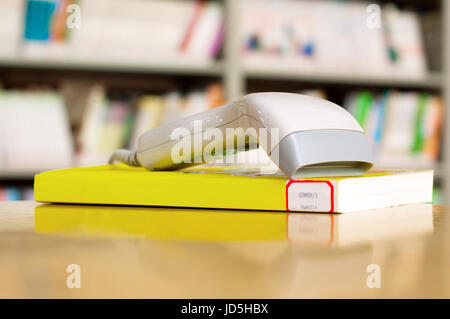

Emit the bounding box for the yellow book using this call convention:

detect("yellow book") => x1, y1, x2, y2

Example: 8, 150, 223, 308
34, 165, 433, 213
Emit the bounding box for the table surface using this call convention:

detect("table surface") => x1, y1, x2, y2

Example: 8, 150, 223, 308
0, 201, 449, 298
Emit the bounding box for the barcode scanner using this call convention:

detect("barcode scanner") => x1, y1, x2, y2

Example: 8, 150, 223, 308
109, 92, 373, 178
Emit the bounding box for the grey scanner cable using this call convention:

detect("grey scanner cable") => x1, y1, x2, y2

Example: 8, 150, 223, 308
108, 149, 141, 167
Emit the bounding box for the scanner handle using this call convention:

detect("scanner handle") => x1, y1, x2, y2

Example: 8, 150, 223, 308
136, 101, 263, 170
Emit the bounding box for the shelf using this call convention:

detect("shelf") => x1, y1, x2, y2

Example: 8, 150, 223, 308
0, 171, 37, 181
0, 57, 224, 77
245, 68, 443, 89
0, 57, 442, 89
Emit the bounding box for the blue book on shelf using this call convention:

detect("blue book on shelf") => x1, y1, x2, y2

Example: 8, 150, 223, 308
373, 91, 388, 145
24, 0, 56, 41
6, 187, 21, 201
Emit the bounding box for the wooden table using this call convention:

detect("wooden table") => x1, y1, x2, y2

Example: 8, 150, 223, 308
0, 201, 449, 298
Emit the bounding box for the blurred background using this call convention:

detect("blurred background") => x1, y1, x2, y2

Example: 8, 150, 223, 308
0, 0, 447, 203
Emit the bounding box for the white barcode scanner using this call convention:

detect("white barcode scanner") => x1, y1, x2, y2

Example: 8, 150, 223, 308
109, 92, 373, 178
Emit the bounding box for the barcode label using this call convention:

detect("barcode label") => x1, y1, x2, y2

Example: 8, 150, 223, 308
286, 180, 335, 212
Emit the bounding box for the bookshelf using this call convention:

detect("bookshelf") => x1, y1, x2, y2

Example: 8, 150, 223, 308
0, 57, 224, 76
442, 0, 450, 204
244, 69, 443, 89
0, 0, 448, 203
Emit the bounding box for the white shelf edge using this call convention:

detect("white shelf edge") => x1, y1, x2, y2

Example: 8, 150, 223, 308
0, 57, 224, 76
0, 172, 38, 180
244, 68, 443, 89
0, 57, 443, 88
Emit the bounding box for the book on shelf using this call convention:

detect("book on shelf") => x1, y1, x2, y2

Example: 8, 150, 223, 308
18, 0, 224, 65
0, 90, 74, 174
76, 85, 110, 166
241, 0, 427, 77
129, 96, 164, 150
345, 90, 443, 168
97, 100, 133, 155
0, 187, 20, 201
179, 0, 224, 60
34, 165, 433, 213
76, 82, 226, 166
0, 186, 34, 201
383, 4, 427, 76
0, 0, 23, 58
76, 86, 137, 166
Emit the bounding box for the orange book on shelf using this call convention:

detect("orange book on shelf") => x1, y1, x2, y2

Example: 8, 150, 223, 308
424, 96, 444, 161
206, 83, 226, 109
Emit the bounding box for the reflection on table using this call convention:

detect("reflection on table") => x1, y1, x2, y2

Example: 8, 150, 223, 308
0, 201, 448, 298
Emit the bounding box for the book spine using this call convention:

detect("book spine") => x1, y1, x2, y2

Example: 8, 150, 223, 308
179, 0, 205, 53
209, 20, 224, 58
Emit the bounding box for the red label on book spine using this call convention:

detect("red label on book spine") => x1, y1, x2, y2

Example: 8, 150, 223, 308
285, 180, 335, 212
